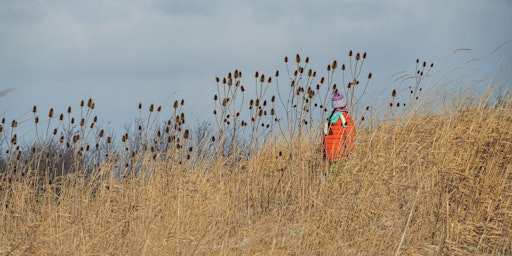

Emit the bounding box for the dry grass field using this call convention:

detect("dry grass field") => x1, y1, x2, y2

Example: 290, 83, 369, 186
1, 54, 511, 255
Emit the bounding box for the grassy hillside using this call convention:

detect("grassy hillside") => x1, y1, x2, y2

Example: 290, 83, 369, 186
1, 54, 511, 255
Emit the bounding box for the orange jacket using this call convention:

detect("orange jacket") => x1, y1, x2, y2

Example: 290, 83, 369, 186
323, 111, 355, 162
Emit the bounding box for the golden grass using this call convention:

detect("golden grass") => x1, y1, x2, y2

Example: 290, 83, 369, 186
1, 93, 511, 255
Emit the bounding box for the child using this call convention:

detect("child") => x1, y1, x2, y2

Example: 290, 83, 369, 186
323, 91, 355, 166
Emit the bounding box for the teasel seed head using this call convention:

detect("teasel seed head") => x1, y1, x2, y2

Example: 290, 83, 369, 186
423, 61, 426, 67
157, 106, 162, 112
80, 118, 85, 127
181, 99, 185, 106
59, 136, 64, 143
184, 129, 189, 139
241, 86, 245, 92
260, 74, 265, 83
355, 52, 360, 61
255, 71, 259, 78
71, 118, 75, 124
107, 136, 111, 144
295, 54, 300, 63
215, 77, 220, 83
90, 123, 95, 129
211, 136, 215, 142
11, 120, 17, 128
32, 105, 37, 113
333, 84, 337, 90
87, 98, 93, 108
327, 64, 331, 71
332, 60, 337, 70
349, 50, 353, 57
366, 106, 370, 111
368, 72, 372, 79
284, 56, 288, 63
416, 59, 419, 64
320, 77, 325, 84
275, 70, 279, 77
392, 89, 397, 97
271, 95, 275, 102
430, 63, 434, 68
99, 129, 104, 137
149, 104, 154, 112
53, 128, 57, 135
80, 100, 84, 107
138, 103, 142, 109
341, 64, 345, 71
11, 134, 17, 144
49, 108, 54, 118
173, 100, 179, 109
213, 109, 217, 115
267, 77, 272, 83
35, 116, 39, 124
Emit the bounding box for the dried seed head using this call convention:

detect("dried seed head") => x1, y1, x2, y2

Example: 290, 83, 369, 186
149, 104, 154, 112
342, 64, 345, 71
53, 128, 57, 135
11, 120, 17, 128
332, 60, 337, 70
368, 72, 372, 79
80, 100, 84, 107
87, 98, 93, 108
267, 77, 272, 83
260, 74, 265, 83
349, 50, 353, 57
157, 106, 162, 112
32, 105, 37, 113
327, 64, 331, 71
416, 59, 419, 64
241, 86, 245, 92
305, 56, 309, 63
363, 52, 367, 59
215, 77, 220, 82
284, 56, 288, 63
11, 134, 17, 144
423, 61, 426, 67
211, 136, 215, 142
80, 118, 85, 127
275, 70, 279, 77
59, 114, 64, 121
181, 99, 185, 105
184, 129, 189, 139
255, 71, 259, 78
99, 129, 104, 137
392, 89, 397, 97
271, 95, 275, 102
320, 77, 325, 84
49, 108, 54, 118
173, 100, 179, 109
35, 116, 39, 124
295, 54, 300, 63
355, 52, 360, 61
138, 103, 142, 109
430, 63, 434, 68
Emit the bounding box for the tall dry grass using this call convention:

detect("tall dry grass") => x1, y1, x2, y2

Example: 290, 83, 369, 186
1, 52, 511, 255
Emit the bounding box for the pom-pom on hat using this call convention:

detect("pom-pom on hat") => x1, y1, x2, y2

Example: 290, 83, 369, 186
331, 91, 347, 110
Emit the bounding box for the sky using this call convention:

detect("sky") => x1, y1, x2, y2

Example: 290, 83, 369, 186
1, 0, 511, 136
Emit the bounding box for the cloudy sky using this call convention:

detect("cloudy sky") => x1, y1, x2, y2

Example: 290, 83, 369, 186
1, 0, 511, 134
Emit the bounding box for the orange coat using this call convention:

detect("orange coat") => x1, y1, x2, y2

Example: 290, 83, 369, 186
323, 111, 355, 162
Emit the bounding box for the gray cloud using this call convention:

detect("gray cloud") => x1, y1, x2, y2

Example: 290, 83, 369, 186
0, 0, 510, 133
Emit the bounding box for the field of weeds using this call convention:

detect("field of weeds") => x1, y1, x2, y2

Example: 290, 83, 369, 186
1, 52, 511, 255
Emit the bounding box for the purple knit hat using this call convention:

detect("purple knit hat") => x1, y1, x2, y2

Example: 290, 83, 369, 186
331, 92, 347, 110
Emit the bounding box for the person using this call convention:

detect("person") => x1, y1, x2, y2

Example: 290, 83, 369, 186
323, 90, 355, 167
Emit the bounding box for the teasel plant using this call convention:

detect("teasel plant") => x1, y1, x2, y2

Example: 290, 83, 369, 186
213, 70, 246, 163
341, 50, 373, 121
